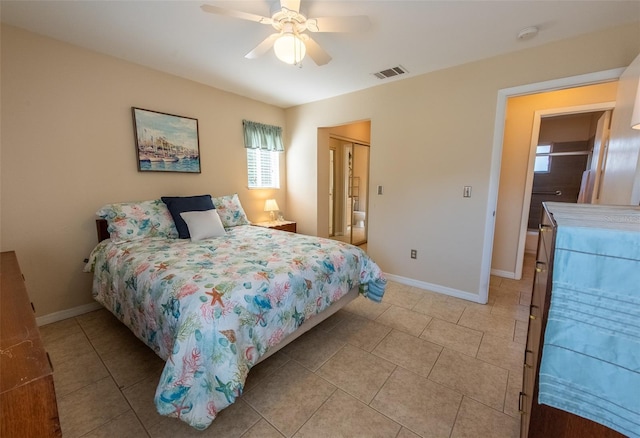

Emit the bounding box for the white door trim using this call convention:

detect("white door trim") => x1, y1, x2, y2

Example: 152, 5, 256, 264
480, 67, 624, 303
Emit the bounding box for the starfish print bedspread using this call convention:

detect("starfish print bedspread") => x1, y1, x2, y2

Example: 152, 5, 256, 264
85, 225, 386, 429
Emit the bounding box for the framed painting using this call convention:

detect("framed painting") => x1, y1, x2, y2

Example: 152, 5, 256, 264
132, 107, 201, 173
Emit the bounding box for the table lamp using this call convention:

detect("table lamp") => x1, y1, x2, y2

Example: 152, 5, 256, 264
264, 199, 279, 222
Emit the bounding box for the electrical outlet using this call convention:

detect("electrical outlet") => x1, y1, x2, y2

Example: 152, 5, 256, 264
463, 186, 472, 198
410, 249, 417, 259
377, 185, 384, 195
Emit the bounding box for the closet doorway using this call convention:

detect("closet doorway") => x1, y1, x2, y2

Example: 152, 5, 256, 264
329, 138, 369, 246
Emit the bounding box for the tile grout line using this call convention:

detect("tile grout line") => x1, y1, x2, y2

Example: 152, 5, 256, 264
75, 315, 152, 438
364, 363, 437, 438
447, 394, 466, 438
289, 385, 340, 437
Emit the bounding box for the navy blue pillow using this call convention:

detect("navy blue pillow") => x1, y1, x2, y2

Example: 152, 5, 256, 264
161, 195, 215, 239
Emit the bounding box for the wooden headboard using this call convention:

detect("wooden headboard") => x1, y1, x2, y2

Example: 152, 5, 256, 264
96, 219, 109, 242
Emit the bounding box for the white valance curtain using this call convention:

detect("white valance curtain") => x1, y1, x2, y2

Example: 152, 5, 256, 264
242, 120, 284, 152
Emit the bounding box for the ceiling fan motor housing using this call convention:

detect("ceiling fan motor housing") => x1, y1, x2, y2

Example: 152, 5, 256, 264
271, 7, 308, 34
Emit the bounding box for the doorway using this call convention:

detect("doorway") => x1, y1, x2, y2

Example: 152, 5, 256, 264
524, 110, 613, 252
518, 105, 614, 265
328, 137, 369, 246
482, 68, 623, 303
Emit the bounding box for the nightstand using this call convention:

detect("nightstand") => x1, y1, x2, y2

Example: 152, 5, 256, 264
253, 221, 297, 233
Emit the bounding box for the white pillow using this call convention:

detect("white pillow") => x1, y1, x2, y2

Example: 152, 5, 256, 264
180, 209, 226, 241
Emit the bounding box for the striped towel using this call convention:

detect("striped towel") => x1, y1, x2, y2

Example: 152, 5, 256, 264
538, 225, 640, 438
361, 278, 386, 303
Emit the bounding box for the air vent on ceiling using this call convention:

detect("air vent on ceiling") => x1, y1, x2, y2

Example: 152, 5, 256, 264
373, 65, 408, 80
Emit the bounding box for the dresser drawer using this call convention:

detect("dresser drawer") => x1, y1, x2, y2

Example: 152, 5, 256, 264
1, 251, 61, 437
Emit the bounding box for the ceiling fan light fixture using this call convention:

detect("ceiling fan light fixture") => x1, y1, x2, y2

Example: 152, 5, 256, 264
273, 32, 306, 65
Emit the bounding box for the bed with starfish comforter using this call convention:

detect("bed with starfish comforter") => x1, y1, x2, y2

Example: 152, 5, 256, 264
85, 223, 386, 430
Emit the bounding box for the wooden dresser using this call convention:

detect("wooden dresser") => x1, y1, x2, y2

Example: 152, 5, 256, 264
520, 203, 637, 438
1, 251, 61, 437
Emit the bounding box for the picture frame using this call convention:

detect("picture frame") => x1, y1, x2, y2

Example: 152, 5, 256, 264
132, 107, 201, 173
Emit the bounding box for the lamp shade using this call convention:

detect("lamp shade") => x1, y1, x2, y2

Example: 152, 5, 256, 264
632, 77, 640, 130
264, 199, 279, 212
273, 33, 306, 65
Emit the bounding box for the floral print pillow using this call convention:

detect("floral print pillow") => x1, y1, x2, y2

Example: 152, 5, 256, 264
97, 199, 178, 242
211, 193, 250, 228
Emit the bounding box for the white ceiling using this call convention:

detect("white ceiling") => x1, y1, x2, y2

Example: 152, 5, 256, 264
2, 1, 639, 108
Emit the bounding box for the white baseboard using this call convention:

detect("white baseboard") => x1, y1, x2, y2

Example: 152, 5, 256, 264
490, 269, 516, 279
384, 273, 485, 304
36, 302, 102, 327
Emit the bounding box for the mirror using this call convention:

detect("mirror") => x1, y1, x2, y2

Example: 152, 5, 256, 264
328, 138, 369, 246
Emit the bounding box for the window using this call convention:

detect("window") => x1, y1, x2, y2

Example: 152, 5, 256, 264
242, 119, 284, 189
534, 144, 552, 173
247, 148, 279, 189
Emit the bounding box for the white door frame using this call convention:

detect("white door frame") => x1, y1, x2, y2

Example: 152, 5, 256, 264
513, 103, 615, 280
480, 68, 624, 303
329, 148, 335, 236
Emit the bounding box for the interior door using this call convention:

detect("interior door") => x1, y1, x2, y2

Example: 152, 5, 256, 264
344, 144, 353, 240
583, 110, 612, 203
351, 143, 369, 246
329, 148, 335, 236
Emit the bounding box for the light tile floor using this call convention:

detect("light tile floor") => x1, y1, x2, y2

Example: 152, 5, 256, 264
41, 254, 535, 438
329, 226, 367, 246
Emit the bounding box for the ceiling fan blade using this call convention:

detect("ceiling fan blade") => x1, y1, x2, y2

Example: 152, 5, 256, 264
280, 0, 300, 13
302, 36, 332, 66
245, 34, 280, 59
201, 4, 272, 25
306, 16, 370, 33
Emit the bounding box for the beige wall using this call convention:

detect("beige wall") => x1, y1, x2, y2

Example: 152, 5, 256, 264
600, 54, 640, 205
538, 113, 600, 144
494, 82, 619, 276
0, 25, 286, 319
286, 23, 640, 300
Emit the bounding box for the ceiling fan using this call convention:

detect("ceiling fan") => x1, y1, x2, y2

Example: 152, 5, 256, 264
201, 0, 370, 66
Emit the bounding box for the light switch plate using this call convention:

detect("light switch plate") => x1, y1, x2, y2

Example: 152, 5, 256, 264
463, 186, 472, 197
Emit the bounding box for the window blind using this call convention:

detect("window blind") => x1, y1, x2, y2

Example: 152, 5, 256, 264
247, 149, 279, 189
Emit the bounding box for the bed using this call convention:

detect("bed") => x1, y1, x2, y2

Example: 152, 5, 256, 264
84, 195, 386, 430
